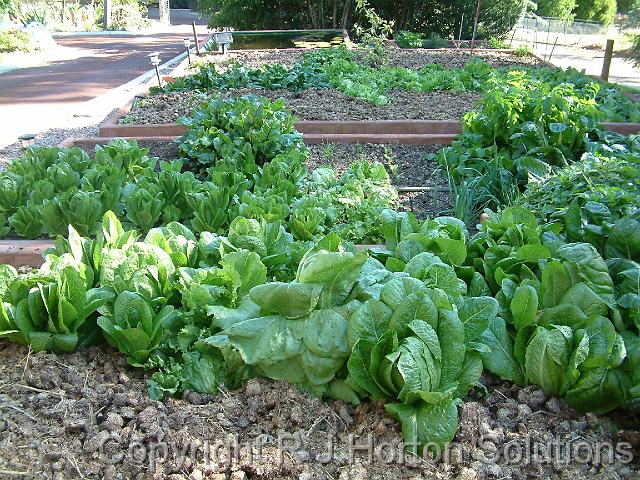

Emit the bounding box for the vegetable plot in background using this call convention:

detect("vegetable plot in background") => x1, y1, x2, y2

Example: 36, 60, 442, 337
155, 47, 640, 120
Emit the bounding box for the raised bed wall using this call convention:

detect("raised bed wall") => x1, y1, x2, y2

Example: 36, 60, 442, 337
100, 97, 640, 141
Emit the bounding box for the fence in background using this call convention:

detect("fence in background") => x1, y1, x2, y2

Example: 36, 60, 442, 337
510, 14, 610, 52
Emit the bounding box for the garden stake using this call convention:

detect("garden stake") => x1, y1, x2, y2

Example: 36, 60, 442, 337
548, 36, 558, 62
601, 39, 614, 81
470, 0, 481, 55
192, 21, 200, 55
457, 14, 464, 49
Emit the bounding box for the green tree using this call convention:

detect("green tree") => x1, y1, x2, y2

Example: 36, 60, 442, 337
617, 0, 637, 12
622, 5, 640, 65
573, 0, 617, 24
197, 0, 527, 38
0, 0, 15, 16
536, 0, 577, 18
373, 0, 528, 39
197, 0, 351, 29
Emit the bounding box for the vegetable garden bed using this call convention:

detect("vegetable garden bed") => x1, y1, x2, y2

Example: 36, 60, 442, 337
2, 45, 640, 480
0, 138, 450, 268
96, 46, 640, 141
198, 47, 544, 71
2, 340, 638, 480
100, 91, 640, 139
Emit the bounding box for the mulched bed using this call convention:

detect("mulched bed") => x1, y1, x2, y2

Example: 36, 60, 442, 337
373, 49, 542, 69
120, 89, 481, 124
1, 341, 637, 480
307, 143, 451, 219
198, 48, 542, 72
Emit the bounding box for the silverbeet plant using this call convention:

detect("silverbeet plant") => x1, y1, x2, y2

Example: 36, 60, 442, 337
178, 95, 304, 170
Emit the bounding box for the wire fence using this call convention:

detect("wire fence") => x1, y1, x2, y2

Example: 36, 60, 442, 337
510, 13, 610, 51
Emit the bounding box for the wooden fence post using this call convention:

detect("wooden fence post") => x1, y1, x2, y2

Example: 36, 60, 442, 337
601, 39, 614, 81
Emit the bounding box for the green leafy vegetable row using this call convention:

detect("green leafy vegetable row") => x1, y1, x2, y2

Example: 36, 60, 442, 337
155, 46, 640, 118
0, 96, 396, 244
437, 71, 640, 224
1, 202, 638, 456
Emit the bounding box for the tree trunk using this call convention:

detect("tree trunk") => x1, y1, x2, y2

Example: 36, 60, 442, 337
308, 0, 319, 28
333, 0, 338, 28
341, 0, 352, 31
319, 0, 324, 28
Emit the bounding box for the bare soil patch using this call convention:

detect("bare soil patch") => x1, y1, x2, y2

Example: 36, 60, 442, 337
1, 342, 637, 480
121, 89, 481, 124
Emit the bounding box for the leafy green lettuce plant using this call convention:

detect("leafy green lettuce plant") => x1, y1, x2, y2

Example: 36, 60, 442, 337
0, 266, 113, 352
98, 291, 179, 367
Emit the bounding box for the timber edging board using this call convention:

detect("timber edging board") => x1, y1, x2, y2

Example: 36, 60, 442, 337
100, 103, 640, 140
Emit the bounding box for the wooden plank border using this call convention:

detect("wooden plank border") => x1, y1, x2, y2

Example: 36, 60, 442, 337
99, 95, 640, 139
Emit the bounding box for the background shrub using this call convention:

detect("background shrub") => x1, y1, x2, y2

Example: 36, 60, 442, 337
536, 0, 577, 18
198, 0, 528, 39
0, 29, 33, 53
573, 0, 617, 25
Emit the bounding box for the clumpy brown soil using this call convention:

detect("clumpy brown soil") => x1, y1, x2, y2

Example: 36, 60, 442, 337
197, 48, 541, 72
307, 143, 445, 188
399, 190, 452, 220
120, 89, 481, 124
1, 342, 638, 480
306, 143, 452, 219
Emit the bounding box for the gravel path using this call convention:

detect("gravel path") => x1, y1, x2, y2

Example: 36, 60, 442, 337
121, 89, 481, 124
0, 125, 99, 169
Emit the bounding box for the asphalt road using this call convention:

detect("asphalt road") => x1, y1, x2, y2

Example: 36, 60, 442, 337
0, 12, 209, 148
0, 30, 206, 106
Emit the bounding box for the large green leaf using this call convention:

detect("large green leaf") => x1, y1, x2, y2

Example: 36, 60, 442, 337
249, 282, 322, 319
541, 260, 571, 309
605, 217, 640, 262
560, 283, 608, 318
220, 249, 267, 297
385, 398, 460, 456
480, 316, 525, 385
348, 299, 392, 348
525, 325, 573, 396
388, 291, 438, 339
379, 276, 428, 310
510, 285, 539, 331
296, 251, 367, 307
458, 296, 498, 342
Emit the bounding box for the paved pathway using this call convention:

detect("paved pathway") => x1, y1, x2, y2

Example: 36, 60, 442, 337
0, 14, 209, 149
521, 39, 640, 89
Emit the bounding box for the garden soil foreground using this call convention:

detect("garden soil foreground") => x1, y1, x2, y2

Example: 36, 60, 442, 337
1, 342, 638, 480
